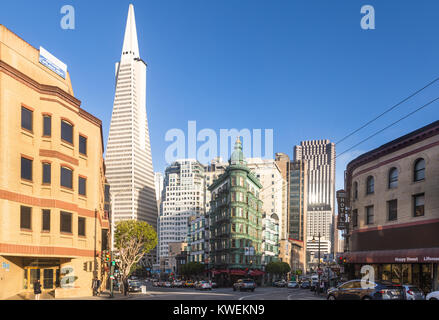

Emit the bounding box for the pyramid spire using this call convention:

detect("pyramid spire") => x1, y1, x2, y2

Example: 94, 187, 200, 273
121, 4, 140, 60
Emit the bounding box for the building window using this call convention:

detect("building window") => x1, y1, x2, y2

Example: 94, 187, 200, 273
42, 210, 51, 231
353, 182, 358, 199
43, 115, 51, 137
413, 194, 425, 217
366, 206, 374, 225
414, 159, 425, 182
78, 217, 86, 236
388, 168, 398, 189
60, 211, 72, 233
20, 206, 32, 230
42, 163, 51, 184
352, 209, 358, 227
21, 107, 33, 132
78, 177, 86, 196
60, 166, 73, 189
21, 157, 33, 181
366, 176, 374, 195
79, 135, 87, 155
61, 120, 73, 144
388, 200, 398, 221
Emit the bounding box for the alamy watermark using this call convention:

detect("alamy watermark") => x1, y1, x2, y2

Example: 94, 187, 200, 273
60, 5, 75, 30
165, 121, 274, 165
361, 5, 375, 30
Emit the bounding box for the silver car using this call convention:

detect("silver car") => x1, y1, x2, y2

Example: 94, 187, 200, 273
402, 285, 425, 300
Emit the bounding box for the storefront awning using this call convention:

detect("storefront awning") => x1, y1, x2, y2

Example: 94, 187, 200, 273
249, 270, 265, 276
230, 269, 247, 276
342, 247, 439, 264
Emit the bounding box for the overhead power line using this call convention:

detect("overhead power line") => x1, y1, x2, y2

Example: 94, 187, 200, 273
337, 95, 439, 159
335, 77, 439, 145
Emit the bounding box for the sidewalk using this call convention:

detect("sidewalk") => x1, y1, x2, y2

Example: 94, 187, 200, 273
6, 290, 136, 300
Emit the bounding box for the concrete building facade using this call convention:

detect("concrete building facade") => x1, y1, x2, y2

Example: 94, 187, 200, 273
0, 25, 108, 299
294, 140, 336, 262
158, 160, 205, 263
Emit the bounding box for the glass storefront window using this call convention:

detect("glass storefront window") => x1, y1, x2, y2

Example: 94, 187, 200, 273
412, 264, 420, 288
402, 264, 412, 284
392, 264, 402, 284
421, 264, 432, 293
382, 264, 391, 282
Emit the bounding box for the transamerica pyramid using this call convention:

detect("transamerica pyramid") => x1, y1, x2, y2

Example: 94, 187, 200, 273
106, 4, 158, 228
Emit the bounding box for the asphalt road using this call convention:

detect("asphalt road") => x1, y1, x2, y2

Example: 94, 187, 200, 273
126, 285, 326, 300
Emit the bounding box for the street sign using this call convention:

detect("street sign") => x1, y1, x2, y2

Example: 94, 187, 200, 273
336, 189, 348, 230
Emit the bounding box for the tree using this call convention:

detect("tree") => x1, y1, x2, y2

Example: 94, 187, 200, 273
180, 262, 205, 279
266, 262, 291, 280
115, 220, 157, 294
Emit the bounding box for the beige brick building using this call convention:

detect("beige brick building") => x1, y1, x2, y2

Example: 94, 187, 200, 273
343, 121, 439, 293
0, 25, 109, 299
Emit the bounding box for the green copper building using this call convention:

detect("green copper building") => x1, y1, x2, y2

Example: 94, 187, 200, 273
208, 138, 264, 280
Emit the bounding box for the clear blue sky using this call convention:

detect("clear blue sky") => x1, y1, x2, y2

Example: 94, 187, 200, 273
1, 0, 438, 190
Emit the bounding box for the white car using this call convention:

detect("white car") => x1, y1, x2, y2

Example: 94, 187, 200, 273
197, 281, 212, 290
426, 291, 439, 300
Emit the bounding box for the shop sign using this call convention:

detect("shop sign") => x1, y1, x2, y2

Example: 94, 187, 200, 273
39, 47, 67, 79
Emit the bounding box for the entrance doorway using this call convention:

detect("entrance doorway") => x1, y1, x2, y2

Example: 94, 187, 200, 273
24, 267, 60, 291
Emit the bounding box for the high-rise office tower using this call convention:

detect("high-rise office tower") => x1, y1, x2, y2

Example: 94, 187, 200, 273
294, 140, 336, 263
158, 160, 206, 262
106, 5, 158, 227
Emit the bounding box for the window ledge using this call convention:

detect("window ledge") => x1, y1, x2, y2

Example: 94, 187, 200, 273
21, 179, 34, 186
21, 129, 34, 137
60, 232, 73, 237
61, 141, 74, 149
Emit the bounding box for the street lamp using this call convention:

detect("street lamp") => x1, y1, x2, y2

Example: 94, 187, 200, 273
312, 233, 321, 295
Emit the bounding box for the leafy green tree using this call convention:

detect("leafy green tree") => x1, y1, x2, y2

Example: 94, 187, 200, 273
180, 262, 205, 279
115, 220, 157, 292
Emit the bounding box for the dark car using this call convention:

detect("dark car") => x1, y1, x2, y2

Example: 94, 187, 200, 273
233, 279, 256, 292
300, 281, 310, 289
128, 280, 142, 292
327, 280, 404, 300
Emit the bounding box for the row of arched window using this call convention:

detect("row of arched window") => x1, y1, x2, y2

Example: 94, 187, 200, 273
353, 158, 425, 198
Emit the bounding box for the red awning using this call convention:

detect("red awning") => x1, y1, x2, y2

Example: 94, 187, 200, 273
249, 270, 265, 276
230, 269, 247, 276
343, 247, 439, 264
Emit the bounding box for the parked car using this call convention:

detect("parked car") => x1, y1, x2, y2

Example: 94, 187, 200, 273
426, 291, 439, 300
402, 285, 425, 300
128, 280, 142, 292
163, 281, 172, 288
211, 281, 218, 288
172, 280, 184, 288
233, 279, 256, 292
274, 280, 287, 287
184, 280, 195, 288
300, 281, 310, 289
288, 281, 299, 289
327, 280, 404, 300
196, 281, 213, 290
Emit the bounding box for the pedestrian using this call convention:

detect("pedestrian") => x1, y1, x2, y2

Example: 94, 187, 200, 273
92, 278, 97, 296
34, 279, 42, 300
320, 280, 325, 295
123, 278, 128, 296
96, 279, 102, 296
